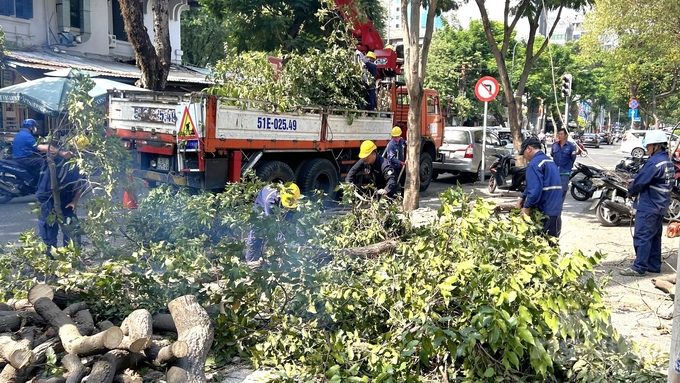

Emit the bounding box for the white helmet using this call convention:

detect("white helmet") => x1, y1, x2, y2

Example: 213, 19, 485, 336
644, 130, 667, 145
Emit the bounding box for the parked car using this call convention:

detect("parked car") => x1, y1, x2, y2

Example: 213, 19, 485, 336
433, 127, 511, 181
493, 127, 531, 151
621, 129, 680, 158
580, 133, 601, 148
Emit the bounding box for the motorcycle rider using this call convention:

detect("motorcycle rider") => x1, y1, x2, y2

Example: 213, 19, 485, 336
551, 124, 580, 202
346, 140, 398, 197
12, 119, 43, 181
12, 119, 71, 182
620, 130, 674, 276
515, 137, 563, 237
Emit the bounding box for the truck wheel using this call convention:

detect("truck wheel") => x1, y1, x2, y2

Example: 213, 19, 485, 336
255, 161, 295, 184
419, 152, 433, 191
297, 158, 338, 197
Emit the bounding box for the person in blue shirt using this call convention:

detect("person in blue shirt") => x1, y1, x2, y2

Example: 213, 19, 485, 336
515, 137, 563, 237
386, 126, 406, 182
12, 119, 43, 181
356, 50, 378, 110
550, 126, 580, 202
245, 183, 301, 262
36, 155, 87, 254
620, 130, 674, 276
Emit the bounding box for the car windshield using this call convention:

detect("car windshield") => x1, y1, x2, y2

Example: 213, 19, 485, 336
445, 131, 469, 145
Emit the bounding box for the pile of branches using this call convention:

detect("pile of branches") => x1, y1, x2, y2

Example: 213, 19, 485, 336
0, 284, 213, 383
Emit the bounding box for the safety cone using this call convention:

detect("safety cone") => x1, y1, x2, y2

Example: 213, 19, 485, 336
123, 176, 138, 209
123, 189, 138, 209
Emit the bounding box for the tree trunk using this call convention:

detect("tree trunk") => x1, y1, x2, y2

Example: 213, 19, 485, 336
32, 297, 123, 356
165, 295, 213, 383
117, 0, 171, 90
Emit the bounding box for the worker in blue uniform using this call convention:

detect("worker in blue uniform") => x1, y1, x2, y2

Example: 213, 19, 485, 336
515, 137, 563, 237
35, 155, 87, 254
550, 125, 579, 202
386, 126, 406, 183
620, 130, 674, 276
346, 140, 398, 198
245, 183, 301, 262
356, 50, 378, 110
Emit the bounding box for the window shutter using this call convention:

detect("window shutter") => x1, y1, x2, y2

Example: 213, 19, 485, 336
16, 0, 33, 19
0, 0, 14, 16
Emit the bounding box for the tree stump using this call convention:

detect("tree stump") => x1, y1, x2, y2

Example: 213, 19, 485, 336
33, 297, 123, 356
165, 295, 214, 383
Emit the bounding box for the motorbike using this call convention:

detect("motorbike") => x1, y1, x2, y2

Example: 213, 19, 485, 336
569, 162, 605, 201
0, 160, 38, 204
589, 172, 633, 227
615, 156, 646, 176
488, 153, 527, 193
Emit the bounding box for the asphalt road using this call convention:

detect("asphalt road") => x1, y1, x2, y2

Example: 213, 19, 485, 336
0, 143, 625, 245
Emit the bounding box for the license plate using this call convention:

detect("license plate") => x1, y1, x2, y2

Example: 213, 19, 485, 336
157, 157, 170, 171
593, 190, 602, 199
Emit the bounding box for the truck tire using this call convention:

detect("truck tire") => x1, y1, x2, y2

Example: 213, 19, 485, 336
297, 158, 339, 197
255, 161, 295, 184
419, 152, 433, 191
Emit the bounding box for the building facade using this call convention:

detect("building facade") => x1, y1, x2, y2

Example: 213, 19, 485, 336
0, 0, 205, 133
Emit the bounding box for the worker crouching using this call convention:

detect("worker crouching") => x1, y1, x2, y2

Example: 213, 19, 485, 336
346, 140, 398, 198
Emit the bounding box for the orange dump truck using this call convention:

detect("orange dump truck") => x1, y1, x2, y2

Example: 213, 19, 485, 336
107, 87, 443, 194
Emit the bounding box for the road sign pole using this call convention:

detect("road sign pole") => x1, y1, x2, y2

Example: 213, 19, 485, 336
481, 101, 488, 182
564, 96, 569, 128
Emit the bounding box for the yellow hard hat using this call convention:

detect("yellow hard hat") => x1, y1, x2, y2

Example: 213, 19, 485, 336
280, 182, 300, 209
385, 45, 394, 51
391, 126, 402, 137
358, 140, 377, 159
366, 52, 377, 60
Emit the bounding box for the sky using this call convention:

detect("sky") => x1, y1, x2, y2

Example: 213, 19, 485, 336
450, 2, 531, 38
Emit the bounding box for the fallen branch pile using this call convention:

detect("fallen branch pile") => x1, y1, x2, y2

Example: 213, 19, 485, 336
0, 284, 214, 383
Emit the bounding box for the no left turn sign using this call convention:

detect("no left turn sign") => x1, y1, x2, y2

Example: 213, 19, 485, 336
474, 76, 500, 102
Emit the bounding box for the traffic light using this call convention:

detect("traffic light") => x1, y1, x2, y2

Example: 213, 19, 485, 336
561, 74, 572, 97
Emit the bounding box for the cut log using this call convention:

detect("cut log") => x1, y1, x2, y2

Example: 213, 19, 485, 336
0, 303, 11, 311
0, 313, 21, 332
87, 350, 139, 383
119, 310, 152, 353
52, 291, 78, 310
62, 302, 89, 318
151, 313, 176, 333
28, 284, 54, 304
0, 327, 35, 383
658, 273, 677, 284
33, 297, 123, 356
73, 309, 95, 336
652, 278, 675, 297
62, 353, 86, 383
0, 333, 35, 369
6, 299, 32, 312
34, 376, 67, 383
493, 202, 518, 213
97, 320, 115, 331
166, 295, 214, 383
113, 375, 143, 383
147, 340, 188, 365
341, 240, 397, 259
